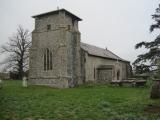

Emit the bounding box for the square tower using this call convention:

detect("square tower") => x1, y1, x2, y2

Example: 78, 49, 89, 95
29, 9, 82, 88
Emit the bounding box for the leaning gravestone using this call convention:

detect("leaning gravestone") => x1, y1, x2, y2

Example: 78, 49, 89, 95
0, 79, 2, 89
150, 79, 160, 99
22, 76, 27, 87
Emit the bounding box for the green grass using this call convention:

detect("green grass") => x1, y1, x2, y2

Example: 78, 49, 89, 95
0, 80, 160, 120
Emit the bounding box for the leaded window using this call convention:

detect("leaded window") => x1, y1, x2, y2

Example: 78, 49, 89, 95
44, 48, 52, 70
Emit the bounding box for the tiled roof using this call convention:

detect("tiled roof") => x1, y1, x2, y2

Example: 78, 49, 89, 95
80, 42, 129, 62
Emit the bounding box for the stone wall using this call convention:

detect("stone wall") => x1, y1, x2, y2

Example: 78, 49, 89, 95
80, 49, 86, 83
29, 9, 131, 88
29, 10, 82, 88
83, 53, 131, 83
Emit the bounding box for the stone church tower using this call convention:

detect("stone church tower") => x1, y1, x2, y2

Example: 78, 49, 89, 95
29, 9, 82, 88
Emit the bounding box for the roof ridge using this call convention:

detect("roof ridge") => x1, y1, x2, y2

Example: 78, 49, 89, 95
81, 42, 105, 50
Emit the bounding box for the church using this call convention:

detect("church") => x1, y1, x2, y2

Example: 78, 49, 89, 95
29, 9, 131, 88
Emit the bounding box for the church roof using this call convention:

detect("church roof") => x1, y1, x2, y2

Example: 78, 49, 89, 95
32, 8, 82, 21
80, 42, 129, 62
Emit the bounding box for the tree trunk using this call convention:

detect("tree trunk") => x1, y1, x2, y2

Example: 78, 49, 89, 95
18, 60, 23, 80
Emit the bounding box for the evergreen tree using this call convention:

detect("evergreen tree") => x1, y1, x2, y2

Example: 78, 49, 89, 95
133, 4, 160, 76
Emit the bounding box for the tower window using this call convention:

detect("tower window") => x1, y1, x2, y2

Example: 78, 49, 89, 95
44, 48, 53, 70
47, 24, 51, 30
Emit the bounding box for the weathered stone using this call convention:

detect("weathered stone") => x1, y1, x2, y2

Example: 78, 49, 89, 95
0, 79, 2, 89
22, 76, 28, 87
29, 9, 82, 88
29, 9, 131, 88
150, 80, 160, 99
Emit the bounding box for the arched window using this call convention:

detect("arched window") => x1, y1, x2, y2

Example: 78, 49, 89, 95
44, 48, 52, 70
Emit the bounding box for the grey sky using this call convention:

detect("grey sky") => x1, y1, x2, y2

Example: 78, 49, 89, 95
0, 0, 159, 64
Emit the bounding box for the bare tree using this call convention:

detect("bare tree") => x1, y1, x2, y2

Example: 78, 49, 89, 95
0, 26, 31, 79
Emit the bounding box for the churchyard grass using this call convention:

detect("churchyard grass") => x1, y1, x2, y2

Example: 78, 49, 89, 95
0, 80, 160, 120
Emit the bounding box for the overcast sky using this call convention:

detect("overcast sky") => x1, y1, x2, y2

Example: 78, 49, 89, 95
0, 0, 159, 64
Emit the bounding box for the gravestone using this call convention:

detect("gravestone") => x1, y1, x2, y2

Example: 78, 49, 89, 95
22, 76, 27, 87
0, 79, 2, 89
150, 80, 160, 99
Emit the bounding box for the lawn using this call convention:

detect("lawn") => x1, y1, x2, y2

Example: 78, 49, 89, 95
0, 80, 160, 120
